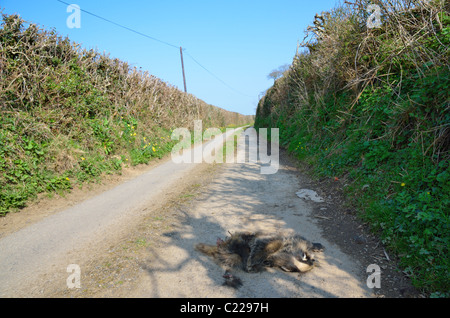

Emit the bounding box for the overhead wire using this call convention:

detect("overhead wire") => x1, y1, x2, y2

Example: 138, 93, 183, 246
57, 0, 179, 49
184, 51, 253, 98
56, 0, 252, 98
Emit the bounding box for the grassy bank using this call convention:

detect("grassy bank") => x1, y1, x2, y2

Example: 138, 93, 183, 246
0, 14, 253, 216
255, 0, 449, 296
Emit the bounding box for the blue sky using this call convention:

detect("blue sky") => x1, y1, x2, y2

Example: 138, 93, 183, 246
1, 0, 338, 115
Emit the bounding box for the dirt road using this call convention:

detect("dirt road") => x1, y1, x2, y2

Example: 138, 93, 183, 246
0, 128, 418, 298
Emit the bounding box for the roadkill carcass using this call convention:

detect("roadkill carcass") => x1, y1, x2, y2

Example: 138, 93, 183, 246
195, 231, 324, 288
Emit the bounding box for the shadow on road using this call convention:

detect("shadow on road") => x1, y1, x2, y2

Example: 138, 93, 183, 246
137, 136, 372, 297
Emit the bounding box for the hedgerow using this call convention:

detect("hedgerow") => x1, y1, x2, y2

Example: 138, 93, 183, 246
255, 0, 449, 295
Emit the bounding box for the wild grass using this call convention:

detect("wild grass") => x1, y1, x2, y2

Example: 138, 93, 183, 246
0, 13, 253, 216
255, 0, 449, 296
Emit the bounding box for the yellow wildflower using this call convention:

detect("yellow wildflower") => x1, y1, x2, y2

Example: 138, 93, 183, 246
401, 183, 406, 187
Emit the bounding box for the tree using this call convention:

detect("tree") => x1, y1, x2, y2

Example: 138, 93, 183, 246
267, 64, 290, 82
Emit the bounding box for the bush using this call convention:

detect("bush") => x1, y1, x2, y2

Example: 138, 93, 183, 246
0, 13, 254, 216
255, 0, 449, 295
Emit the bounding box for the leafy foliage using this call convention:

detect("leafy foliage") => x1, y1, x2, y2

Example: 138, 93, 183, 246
0, 14, 253, 216
255, 0, 449, 295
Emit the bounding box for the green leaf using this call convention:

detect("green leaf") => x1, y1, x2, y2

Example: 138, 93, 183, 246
436, 171, 448, 183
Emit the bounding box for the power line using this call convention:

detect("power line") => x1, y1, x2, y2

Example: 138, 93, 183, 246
56, 0, 252, 98
185, 51, 253, 98
57, 0, 179, 49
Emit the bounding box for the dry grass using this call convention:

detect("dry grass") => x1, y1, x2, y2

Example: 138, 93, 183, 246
0, 13, 253, 216
0, 13, 253, 131
255, 0, 449, 295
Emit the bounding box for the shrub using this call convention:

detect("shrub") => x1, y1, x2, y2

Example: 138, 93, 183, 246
255, 0, 449, 295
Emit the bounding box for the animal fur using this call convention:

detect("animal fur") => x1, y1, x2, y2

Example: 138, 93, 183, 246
195, 231, 324, 288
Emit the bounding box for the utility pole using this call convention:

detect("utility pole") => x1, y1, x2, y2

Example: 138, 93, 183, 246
180, 47, 187, 93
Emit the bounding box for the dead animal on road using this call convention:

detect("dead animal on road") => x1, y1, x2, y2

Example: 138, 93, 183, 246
195, 231, 324, 288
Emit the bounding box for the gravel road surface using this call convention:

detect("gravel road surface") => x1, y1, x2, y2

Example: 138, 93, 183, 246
1, 128, 413, 298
